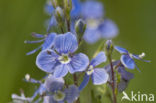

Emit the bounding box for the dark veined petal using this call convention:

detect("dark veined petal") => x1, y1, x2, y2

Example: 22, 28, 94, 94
65, 85, 80, 103
83, 28, 101, 44
132, 54, 150, 62
69, 53, 89, 73
42, 33, 57, 50
36, 49, 59, 73
114, 46, 128, 54
45, 75, 64, 92
90, 52, 107, 67
100, 19, 119, 39
53, 64, 69, 78
54, 32, 78, 54
118, 65, 134, 81
79, 74, 90, 91
120, 55, 135, 69
91, 68, 109, 85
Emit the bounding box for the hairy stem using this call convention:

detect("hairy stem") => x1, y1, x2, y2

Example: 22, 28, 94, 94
109, 56, 117, 103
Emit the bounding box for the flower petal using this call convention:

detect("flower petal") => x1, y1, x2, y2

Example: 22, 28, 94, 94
121, 55, 135, 69
132, 54, 150, 62
36, 49, 59, 73
91, 68, 109, 85
83, 28, 101, 44
100, 19, 118, 39
42, 33, 57, 50
114, 46, 128, 54
45, 75, 64, 92
118, 65, 134, 81
26, 46, 41, 55
69, 53, 89, 73
54, 32, 78, 54
81, 1, 104, 19
65, 85, 79, 103
79, 74, 90, 91
90, 52, 107, 67
53, 64, 69, 78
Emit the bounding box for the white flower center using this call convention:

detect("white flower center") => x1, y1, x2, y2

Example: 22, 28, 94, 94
58, 54, 71, 64
87, 19, 100, 29
86, 65, 94, 75
53, 91, 65, 101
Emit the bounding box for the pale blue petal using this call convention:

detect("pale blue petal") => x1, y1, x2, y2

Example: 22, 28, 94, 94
31, 33, 45, 38
42, 33, 57, 50
53, 64, 69, 78
24, 39, 44, 44
121, 55, 135, 69
100, 19, 119, 39
90, 52, 107, 67
65, 85, 79, 103
45, 75, 64, 92
44, 3, 54, 15
83, 28, 101, 44
91, 68, 109, 85
26, 46, 41, 55
114, 46, 128, 54
54, 32, 78, 54
81, 1, 104, 19
69, 53, 89, 73
47, 16, 57, 32
132, 54, 150, 62
36, 49, 59, 73
79, 74, 90, 91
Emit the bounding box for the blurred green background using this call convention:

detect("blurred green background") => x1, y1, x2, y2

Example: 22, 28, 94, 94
0, 0, 156, 103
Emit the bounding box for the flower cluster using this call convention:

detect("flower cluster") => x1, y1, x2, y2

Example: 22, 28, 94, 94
12, 0, 149, 103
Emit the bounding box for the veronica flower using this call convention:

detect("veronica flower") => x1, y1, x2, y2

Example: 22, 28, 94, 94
36, 32, 89, 78
25, 33, 57, 55
81, 2, 118, 43
114, 46, 150, 71
43, 75, 79, 103
79, 52, 109, 91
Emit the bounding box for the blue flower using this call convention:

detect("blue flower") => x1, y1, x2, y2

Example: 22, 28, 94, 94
99, 19, 119, 39
81, 1, 104, 19
79, 52, 109, 91
36, 32, 89, 78
83, 18, 119, 44
25, 33, 57, 55
115, 46, 150, 71
43, 75, 79, 103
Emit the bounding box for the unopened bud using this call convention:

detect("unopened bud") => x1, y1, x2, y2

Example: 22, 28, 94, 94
105, 40, 113, 56
75, 19, 86, 41
55, 7, 64, 23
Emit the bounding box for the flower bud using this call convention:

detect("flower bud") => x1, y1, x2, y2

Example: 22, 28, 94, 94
55, 7, 64, 23
75, 19, 86, 41
105, 40, 114, 56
